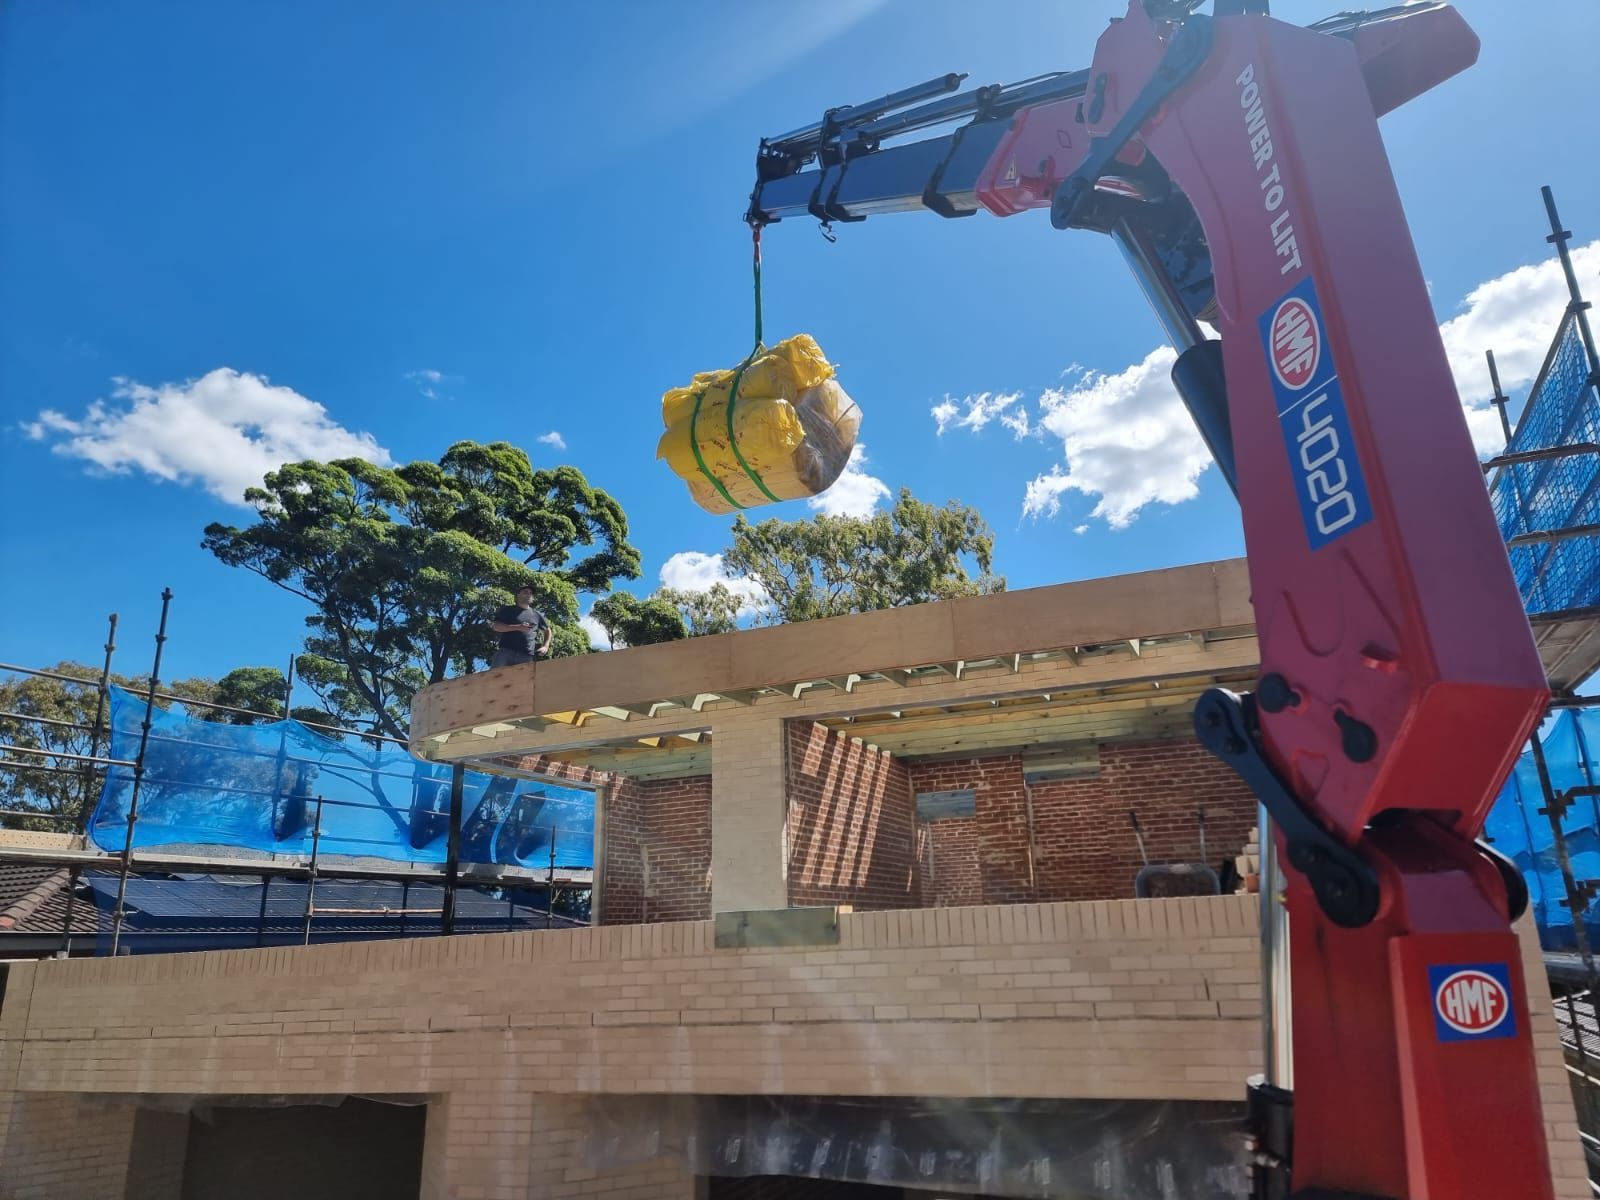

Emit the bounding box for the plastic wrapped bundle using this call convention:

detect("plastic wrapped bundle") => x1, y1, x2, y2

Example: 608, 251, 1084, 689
657, 334, 862, 514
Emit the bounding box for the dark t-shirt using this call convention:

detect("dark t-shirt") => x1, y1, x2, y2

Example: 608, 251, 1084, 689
494, 605, 549, 656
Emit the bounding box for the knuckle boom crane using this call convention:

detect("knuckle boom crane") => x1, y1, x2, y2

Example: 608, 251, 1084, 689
745, 3, 1555, 1198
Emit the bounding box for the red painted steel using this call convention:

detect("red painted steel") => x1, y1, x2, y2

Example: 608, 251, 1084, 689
976, 6, 1552, 1195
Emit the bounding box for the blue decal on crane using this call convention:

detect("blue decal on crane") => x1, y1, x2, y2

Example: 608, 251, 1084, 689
1428, 962, 1516, 1042
1258, 277, 1373, 550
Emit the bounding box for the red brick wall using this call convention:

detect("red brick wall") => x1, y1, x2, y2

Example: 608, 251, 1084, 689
598, 780, 644, 925
907, 756, 1034, 906
598, 776, 712, 925
786, 722, 920, 910
1036, 739, 1255, 902
910, 739, 1256, 907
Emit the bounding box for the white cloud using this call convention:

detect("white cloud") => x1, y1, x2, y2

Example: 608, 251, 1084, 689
579, 611, 612, 650
537, 431, 567, 451
1439, 239, 1599, 454
1023, 345, 1209, 528
935, 245, 1600, 531
658, 551, 768, 617
1021, 468, 1072, 522
931, 390, 1024, 437
404, 368, 452, 400
999, 407, 1032, 439
26, 368, 391, 505
808, 443, 891, 518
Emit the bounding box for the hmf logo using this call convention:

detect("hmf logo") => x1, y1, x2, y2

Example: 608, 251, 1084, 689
1270, 297, 1319, 389
1428, 963, 1517, 1042
1257, 278, 1374, 549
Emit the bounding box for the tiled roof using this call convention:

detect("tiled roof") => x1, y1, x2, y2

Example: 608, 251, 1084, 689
80, 872, 584, 936
0, 867, 583, 942
0, 863, 97, 934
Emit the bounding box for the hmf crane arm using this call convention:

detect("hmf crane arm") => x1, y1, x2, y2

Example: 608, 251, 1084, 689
748, 4, 1555, 1198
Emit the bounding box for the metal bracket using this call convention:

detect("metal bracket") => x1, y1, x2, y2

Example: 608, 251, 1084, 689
1194, 689, 1380, 928
1051, 13, 1215, 231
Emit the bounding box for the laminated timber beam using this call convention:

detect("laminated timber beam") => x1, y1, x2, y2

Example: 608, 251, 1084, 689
410, 559, 1254, 749
419, 632, 1265, 769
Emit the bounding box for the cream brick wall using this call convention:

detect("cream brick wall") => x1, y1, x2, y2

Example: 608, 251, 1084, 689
0, 897, 1583, 1198
1, 1093, 137, 1200
710, 713, 788, 913
1521, 915, 1591, 1198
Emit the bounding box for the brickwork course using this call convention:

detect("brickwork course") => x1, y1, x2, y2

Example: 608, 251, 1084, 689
909, 739, 1258, 908
2, 556, 1587, 1196
0, 898, 1583, 1198
596, 733, 1257, 921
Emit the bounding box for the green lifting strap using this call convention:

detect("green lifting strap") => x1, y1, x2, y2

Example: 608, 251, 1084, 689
726, 228, 782, 503
687, 227, 782, 509
687, 383, 745, 512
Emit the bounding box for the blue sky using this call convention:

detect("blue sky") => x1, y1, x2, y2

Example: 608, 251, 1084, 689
2, 0, 1597, 686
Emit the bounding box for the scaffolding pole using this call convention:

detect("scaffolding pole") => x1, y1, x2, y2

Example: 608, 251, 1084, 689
59, 613, 119, 955
110, 590, 172, 956
1544, 186, 1600, 387
441, 764, 463, 936
547, 826, 558, 929
303, 794, 325, 946
1488, 349, 1514, 446
257, 874, 271, 948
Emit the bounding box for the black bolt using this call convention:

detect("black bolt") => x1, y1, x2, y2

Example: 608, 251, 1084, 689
1256, 673, 1301, 714
1334, 710, 1378, 763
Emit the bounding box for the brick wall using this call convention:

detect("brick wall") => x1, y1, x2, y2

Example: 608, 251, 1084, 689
786, 722, 920, 911
1, 1094, 140, 1200
599, 776, 712, 925
599, 779, 644, 925
125, 1108, 188, 1200
0, 902, 1583, 1199
908, 756, 1033, 907
909, 739, 1257, 907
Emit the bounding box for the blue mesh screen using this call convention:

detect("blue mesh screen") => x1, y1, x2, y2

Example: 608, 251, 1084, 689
88, 686, 594, 868
1486, 707, 1600, 950
1491, 314, 1600, 614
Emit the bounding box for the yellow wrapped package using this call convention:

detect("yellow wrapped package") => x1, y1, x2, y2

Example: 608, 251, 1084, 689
657, 334, 862, 515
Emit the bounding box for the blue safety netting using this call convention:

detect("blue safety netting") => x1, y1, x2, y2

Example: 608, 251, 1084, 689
1485, 708, 1600, 949
88, 687, 594, 869
1490, 313, 1600, 615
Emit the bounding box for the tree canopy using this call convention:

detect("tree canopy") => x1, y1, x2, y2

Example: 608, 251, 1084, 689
722, 488, 1002, 623
203, 441, 641, 739
589, 592, 686, 649
591, 490, 1003, 643
655, 583, 743, 637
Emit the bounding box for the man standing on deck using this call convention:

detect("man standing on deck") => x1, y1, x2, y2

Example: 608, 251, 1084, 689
489, 584, 551, 669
